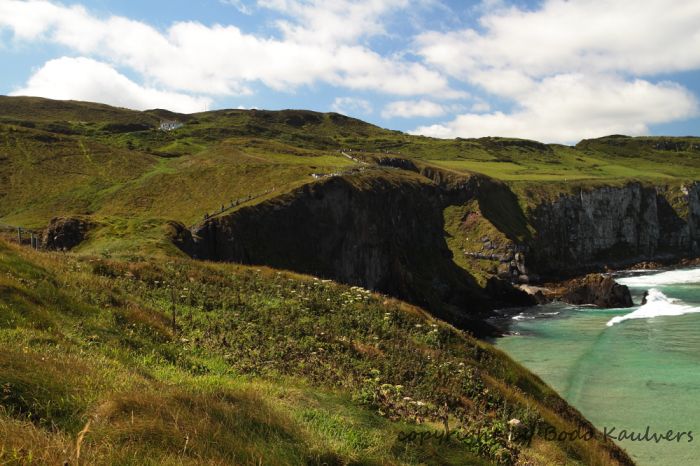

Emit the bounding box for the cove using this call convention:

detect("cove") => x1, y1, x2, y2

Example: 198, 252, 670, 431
494, 267, 700, 466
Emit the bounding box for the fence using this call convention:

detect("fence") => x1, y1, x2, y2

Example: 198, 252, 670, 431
0, 223, 42, 249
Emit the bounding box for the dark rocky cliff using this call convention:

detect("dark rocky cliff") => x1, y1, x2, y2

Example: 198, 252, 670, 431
527, 182, 700, 276
175, 170, 514, 333
172, 167, 699, 332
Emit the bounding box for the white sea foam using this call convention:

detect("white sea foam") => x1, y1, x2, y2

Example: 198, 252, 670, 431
512, 313, 535, 321
616, 268, 700, 287
606, 289, 700, 326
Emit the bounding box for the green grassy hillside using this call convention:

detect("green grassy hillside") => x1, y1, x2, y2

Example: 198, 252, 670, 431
2, 96, 698, 260
4, 95, 686, 465
0, 238, 631, 465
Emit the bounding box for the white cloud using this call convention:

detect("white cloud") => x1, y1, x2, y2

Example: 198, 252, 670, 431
417, 0, 700, 80
258, 0, 408, 45
470, 100, 490, 113
381, 99, 445, 119
11, 57, 211, 113
411, 0, 700, 142
1, 0, 698, 140
0, 0, 458, 100
331, 96, 373, 115
413, 74, 699, 143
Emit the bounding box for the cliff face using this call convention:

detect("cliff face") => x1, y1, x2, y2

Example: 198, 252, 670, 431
527, 182, 700, 275
173, 169, 700, 331
179, 171, 505, 331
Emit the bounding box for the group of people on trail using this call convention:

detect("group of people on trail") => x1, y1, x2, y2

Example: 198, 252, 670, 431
202, 189, 274, 222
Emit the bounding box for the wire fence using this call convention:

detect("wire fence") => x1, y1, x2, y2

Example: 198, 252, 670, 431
0, 222, 41, 249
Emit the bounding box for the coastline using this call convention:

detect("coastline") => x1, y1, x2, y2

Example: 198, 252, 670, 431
488, 256, 700, 338
493, 267, 700, 466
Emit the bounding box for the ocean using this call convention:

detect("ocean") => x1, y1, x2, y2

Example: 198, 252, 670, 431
494, 267, 700, 466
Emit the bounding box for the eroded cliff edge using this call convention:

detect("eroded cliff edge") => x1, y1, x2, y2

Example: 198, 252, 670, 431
172, 166, 700, 334
527, 183, 700, 275
174, 169, 512, 333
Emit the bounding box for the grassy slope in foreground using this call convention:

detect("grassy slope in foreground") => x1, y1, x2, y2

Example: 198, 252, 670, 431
0, 238, 631, 465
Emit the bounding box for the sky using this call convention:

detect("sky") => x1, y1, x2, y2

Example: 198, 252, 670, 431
1, 0, 699, 144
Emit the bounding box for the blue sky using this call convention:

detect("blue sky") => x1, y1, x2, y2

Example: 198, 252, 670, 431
1, 0, 699, 143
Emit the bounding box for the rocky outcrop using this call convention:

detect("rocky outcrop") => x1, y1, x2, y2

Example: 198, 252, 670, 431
558, 274, 634, 308
516, 285, 553, 305
173, 169, 699, 331
641, 290, 649, 305
527, 182, 700, 276
42, 217, 93, 250
484, 277, 537, 308
375, 157, 419, 171
175, 172, 510, 333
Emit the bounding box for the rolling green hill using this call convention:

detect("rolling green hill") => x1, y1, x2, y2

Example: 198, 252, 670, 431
1, 95, 698, 261
0, 96, 697, 464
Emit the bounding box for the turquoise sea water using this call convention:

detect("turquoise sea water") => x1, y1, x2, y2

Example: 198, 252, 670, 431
495, 268, 700, 466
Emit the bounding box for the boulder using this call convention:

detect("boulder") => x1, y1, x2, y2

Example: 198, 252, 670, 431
641, 290, 649, 306
517, 285, 553, 304
485, 277, 537, 308
42, 217, 93, 251
560, 274, 634, 308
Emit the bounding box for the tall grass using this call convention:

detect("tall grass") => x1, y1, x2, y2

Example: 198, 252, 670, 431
0, 241, 633, 465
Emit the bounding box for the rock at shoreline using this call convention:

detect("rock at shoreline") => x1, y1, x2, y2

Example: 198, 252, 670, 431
484, 277, 538, 307
641, 290, 649, 305
560, 274, 634, 308
630, 261, 664, 270
517, 284, 554, 304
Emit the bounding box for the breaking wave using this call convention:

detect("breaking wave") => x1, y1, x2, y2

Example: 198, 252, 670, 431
606, 289, 700, 326
616, 268, 700, 287
512, 313, 535, 321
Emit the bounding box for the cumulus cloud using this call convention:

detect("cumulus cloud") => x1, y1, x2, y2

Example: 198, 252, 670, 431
381, 99, 446, 119
1, 0, 699, 140
417, 0, 700, 80
470, 100, 490, 113
331, 96, 373, 116
412, 0, 700, 142
11, 57, 211, 113
414, 75, 698, 143
0, 0, 457, 100
258, 0, 409, 45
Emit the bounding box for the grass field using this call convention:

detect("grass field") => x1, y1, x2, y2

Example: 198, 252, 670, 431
0, 238, 631, 465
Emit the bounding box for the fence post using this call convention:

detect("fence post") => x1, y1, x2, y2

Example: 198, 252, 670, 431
17, 228, 22, 244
